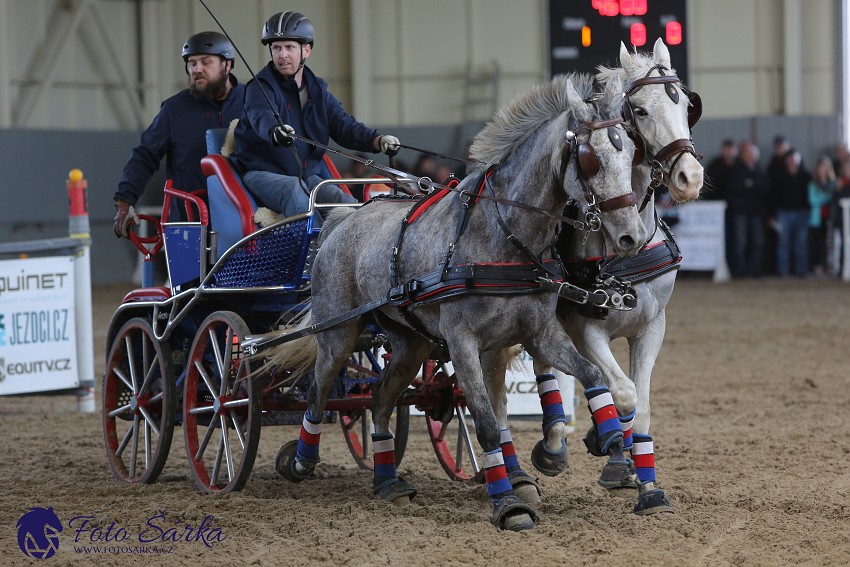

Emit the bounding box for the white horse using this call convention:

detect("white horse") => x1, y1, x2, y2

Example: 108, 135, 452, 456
489, 39, 704, 515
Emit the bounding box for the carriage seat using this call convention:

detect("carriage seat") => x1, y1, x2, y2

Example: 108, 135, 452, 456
201, 128, 258, 258
201, 127, 356, 259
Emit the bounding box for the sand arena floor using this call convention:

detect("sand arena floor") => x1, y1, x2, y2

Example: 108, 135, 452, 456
1, 277, 848, 566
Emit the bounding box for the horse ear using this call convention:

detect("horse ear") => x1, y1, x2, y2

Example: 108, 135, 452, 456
619, 41, 636, 73
653, 38, 671, 68
565, 80, 589, 120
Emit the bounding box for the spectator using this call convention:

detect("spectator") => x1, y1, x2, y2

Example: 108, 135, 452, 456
705, 138, 737, 201
113, 31, 245, 237
413, 155, 437, 179
832, 161, 850, 275
771, 149, 811, 277
230, 11, 399, 221
807, 156, 836, 278
726, 142, 770, 278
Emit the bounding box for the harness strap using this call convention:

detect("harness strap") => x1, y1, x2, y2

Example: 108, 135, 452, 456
241, 296, 391, 356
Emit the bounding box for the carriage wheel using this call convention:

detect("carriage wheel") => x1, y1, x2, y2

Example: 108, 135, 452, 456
183, 311, 260, 493
340, 349, 409, 470
102, 317, 175, 484
424, 366, 484, 483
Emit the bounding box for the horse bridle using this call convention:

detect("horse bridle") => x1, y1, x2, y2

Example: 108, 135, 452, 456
558, 115, 639, 232
622, 64, 703, 211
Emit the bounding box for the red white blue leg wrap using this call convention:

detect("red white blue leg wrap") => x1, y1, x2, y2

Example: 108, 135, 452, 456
499, 428, 521, 473
536, 374, 566, 434
631, 434, 656, 484
619, 408, 635, 450
296, 410, 322, 464
372, 432, 397, 484
483, 449, 513, 502
585, 386, 623, 454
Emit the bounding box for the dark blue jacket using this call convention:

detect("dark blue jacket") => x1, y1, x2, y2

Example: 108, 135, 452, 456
114, 75, 245, 206
230, 63, 378, 177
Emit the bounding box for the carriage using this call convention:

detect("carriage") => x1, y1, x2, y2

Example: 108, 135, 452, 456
102, 40, 704, 530
100, 127, 493, 495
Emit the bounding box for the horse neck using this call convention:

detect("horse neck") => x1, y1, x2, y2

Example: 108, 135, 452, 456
478, 148, 566, 256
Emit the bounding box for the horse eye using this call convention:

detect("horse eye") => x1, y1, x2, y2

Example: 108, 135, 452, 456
634, 107, 648, 117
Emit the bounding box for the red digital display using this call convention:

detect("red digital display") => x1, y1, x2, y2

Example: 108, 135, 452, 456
592, 0, 648, 17
630, 22, 647, 46
665, 21, 682, 45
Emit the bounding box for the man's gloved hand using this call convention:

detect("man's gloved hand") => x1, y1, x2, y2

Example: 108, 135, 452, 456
113, 201, 139, 239
379, 135, 400, 156
272, 124, 296, 147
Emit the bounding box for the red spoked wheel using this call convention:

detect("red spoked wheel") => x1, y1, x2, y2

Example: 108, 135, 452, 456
340, 348, 409, 470
102, 317, 175, 484
183, 311, 260, 493
423, 361, 484, 482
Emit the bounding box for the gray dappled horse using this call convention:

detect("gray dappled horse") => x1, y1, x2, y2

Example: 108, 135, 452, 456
490, 39, 704, 516
265, 74, 645, 531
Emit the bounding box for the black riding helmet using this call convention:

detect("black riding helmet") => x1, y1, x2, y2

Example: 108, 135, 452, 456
181, 31, 235, 70
262, 11, 314, 46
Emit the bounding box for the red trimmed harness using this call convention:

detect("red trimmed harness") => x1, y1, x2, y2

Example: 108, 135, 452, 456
386, 169, 565, 343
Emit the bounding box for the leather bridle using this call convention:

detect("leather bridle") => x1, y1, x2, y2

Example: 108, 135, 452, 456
557, 116, 639, 232
621, 64, 702, 211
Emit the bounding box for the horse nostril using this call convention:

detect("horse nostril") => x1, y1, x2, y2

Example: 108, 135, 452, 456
677, 170, 690, 187
619, 235, 636, 251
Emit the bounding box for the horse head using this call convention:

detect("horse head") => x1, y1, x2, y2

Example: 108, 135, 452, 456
561, 75, 646, 256
606, 38, 704, 203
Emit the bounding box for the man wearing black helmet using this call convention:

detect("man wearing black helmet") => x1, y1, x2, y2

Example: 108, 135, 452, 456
113, 31, 245, 238
230, 11, 400, 219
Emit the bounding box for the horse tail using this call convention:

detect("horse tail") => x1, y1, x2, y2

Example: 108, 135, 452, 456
507, 344, 526, 372
257, 309, 318, 382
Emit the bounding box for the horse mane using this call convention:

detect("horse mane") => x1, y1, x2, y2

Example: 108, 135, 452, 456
469, 73, 598, 170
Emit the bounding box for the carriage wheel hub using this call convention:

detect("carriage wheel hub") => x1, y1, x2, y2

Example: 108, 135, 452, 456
213, 397, 223, 414
129, 396, 138, 411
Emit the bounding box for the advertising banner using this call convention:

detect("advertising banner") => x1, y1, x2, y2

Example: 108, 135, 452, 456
0, 256, 79, 395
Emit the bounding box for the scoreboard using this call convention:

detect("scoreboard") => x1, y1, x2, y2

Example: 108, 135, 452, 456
548, 0, 688, 83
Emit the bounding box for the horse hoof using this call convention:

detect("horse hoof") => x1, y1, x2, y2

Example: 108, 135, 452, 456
634, 489, 674, 516
508, 470, 542, 504
391, 495, 411, 508
597, 460, 638, 492
375, 477, 417, 505
491, 495, 538, 531
530, 438, 569, 477
275, 440, 313, 483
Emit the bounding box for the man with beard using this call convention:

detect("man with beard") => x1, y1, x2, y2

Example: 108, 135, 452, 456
113, 31, 245, 237
230, 11, 400, 221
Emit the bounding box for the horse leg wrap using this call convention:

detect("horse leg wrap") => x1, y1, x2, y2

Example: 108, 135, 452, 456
295, 410, 322, 472
631, 433, 656, 484
582, 386, 623, 456
499, 428, 521, 473
483, 449, 514, 502
619, 408, 635, 451
536, 374, 567, 435
371, 432, 417, 503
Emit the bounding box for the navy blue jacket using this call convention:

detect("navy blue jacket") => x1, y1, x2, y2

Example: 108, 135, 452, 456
230, 63, 378, 177
114, 75, 245, 206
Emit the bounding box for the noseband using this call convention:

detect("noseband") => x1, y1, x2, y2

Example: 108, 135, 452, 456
558, 116, 638, 231
622, 64, 702, 211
